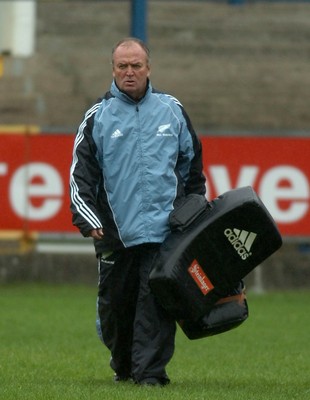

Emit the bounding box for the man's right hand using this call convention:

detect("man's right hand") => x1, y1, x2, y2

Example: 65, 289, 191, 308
89, 228, 104, 240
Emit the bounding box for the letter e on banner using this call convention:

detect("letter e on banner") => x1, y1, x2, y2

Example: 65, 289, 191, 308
259, 166, 309, 223
9, 162, 63, 221
201, 136, 310, 236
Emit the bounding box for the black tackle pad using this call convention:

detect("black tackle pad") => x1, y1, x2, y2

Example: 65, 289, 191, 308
178, 281, 249, 340
149, 186, 282, 320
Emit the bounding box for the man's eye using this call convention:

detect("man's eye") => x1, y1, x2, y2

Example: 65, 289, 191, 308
117, 64, 143, 70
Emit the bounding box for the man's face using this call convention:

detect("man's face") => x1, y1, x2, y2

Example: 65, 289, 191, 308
112, 42, 150, 101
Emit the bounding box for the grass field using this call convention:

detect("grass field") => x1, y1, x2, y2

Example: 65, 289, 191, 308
1, 285, 309, 399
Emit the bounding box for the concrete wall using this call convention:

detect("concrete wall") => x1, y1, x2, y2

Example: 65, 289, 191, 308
0, 242, 309, 291
1, 1, 310, 132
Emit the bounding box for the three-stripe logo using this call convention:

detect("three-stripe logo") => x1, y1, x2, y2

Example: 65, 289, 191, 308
224, 228, 257, 260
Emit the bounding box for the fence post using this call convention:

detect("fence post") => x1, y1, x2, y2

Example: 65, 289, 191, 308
131, 0, 148, 42
228, 0, 245, 5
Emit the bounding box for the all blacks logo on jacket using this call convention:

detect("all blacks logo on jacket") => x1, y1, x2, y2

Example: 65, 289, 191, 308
224, 228, 257, 260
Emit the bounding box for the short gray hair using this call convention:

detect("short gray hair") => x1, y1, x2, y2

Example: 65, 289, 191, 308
111, 37, 150, 65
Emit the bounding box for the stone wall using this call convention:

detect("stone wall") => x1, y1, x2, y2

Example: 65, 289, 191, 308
1, 1, 310, 132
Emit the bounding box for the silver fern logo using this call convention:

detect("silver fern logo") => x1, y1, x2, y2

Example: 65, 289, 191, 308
156, 123, 172, 136
224, 228, 257, 260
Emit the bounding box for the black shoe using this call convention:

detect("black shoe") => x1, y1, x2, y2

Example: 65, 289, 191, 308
137, 376, 170, 387
113, 373, 132, 383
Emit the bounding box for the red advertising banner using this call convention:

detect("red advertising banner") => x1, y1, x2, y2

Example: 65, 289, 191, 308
0, 133, 309, 236
0, 134, 74, 233
202, 137, 309, 236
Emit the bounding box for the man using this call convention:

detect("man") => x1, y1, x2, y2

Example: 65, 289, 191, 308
70, 37, 206, 386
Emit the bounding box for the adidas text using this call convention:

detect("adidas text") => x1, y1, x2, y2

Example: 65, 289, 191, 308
224, 228, 257, 260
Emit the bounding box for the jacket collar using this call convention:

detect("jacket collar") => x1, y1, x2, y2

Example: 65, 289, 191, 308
110, 79, 152, 104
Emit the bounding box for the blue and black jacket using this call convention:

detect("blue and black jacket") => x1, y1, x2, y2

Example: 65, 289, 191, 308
70, 80, 206, 253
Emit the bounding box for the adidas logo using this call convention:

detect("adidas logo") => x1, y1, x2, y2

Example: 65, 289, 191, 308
224, 228, 257, 261
111, 129, 123, 139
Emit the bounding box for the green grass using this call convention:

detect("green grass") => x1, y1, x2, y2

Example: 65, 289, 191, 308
0, 285, 309, 400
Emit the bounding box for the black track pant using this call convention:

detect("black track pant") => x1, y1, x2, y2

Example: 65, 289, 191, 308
96, 243, 176, 383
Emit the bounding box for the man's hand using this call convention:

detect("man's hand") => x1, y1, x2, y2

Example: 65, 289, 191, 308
89, 228, 104, 240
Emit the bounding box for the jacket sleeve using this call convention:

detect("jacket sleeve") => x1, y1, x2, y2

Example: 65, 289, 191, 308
178, 107, 207, 197
69, 102, 103, 236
